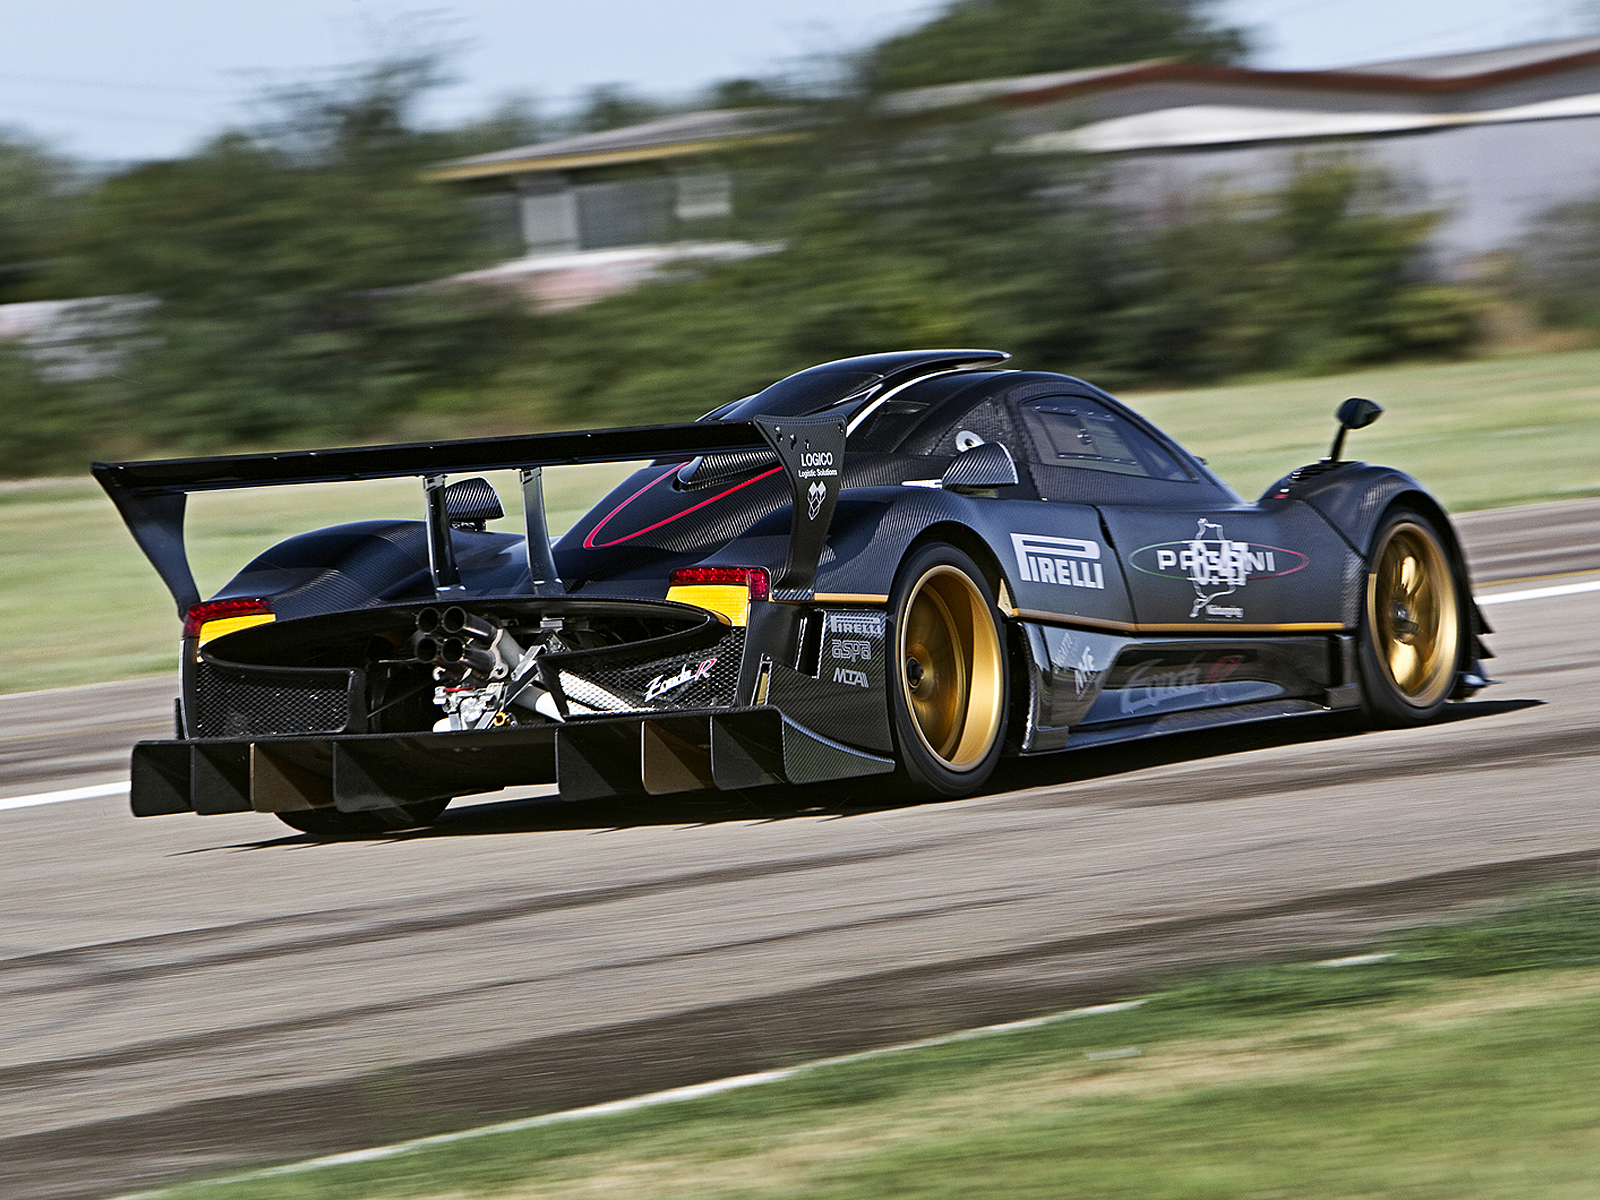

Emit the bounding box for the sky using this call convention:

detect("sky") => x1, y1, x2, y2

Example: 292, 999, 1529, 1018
2, 0, 1597, 164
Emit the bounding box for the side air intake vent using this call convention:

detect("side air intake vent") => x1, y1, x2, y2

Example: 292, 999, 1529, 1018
1287, 460, 1347, 483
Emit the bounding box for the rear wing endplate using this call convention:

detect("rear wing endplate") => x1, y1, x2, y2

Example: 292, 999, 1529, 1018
93, 415, 846, 616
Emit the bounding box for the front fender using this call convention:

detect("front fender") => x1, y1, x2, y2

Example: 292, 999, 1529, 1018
1266, 462, 1492, 679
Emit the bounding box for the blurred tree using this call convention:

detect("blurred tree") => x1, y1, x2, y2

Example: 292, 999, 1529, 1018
512, 144, 1474, 424
0, 130, 79, 302
864, 0, 1248, 92
570, 84, 667, 133
518, 107, 1120, 425
1097, 160, 1478, 383
55, 56, 524, 447
1518, 195, 1600, 329
445, 95, 551, 156
704, 78, 790, 109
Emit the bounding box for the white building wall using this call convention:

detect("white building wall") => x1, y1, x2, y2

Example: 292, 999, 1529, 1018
1101, 114, 1600, 274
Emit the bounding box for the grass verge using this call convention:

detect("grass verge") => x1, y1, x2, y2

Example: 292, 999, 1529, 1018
7, 347, 1599, 694
139, 882, 1600, 1200
0, 463, 635, 694
1130, 347, 1600, 509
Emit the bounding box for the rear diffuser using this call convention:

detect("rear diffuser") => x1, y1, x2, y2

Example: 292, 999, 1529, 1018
129, 706, 893, 817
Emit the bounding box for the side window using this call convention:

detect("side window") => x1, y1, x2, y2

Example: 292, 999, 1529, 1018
1019, 396, 1192, 482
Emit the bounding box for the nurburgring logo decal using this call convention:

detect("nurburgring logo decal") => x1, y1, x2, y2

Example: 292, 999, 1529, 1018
1130, 519, 1308, 619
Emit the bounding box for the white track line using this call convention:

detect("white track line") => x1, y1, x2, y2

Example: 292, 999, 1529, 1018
0, 780, 128, 812
1479, 579, 1600, 605
115, 999, 1149, 1197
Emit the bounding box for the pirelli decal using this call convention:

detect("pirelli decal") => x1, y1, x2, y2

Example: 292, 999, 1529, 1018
1010, 533, 1105, 591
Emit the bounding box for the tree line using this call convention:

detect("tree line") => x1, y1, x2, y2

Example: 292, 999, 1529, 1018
0, 0, 1587, 475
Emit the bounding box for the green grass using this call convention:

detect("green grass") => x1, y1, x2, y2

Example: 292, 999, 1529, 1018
1128, 348, 1600, 509
138, 884, 1600, 1200
0, 464, 635, 694
5, 347, 1599, 695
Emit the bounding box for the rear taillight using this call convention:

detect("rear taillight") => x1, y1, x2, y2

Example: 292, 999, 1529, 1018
184, 598, 275, 644
666, 567, 770, 625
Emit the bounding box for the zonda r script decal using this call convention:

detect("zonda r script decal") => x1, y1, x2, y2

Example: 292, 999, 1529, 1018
1130, 519, 1308, 619
644, 657, 718, 702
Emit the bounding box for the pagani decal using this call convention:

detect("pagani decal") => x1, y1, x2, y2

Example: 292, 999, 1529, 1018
1130, 519, 1309, 618
1010, 533, 1106, 590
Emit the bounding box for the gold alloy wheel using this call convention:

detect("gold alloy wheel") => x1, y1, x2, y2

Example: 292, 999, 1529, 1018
898, 564, 1005, 770
1366, 520, 1460, 709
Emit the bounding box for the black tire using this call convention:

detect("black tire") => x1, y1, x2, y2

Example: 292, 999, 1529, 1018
1358, 507, 1465, 726
276, 797, 450, 838
888, 543, 1009, 797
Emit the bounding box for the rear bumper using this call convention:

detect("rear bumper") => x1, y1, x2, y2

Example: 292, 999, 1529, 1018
131, 706, 894, 817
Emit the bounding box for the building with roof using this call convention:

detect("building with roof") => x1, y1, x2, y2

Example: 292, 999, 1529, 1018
433, 109, 795, 308
990, 35, 1600, 272
433, 36, 1600, 304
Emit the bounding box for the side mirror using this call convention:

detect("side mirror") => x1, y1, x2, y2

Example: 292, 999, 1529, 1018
443, 476, 504, 531
940, 441, 1019, 495
1328, 397, 1383, 462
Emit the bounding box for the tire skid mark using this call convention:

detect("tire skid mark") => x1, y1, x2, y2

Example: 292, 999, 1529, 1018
0, 891, 1042, 1096
6, 847, 1600, 1200
0, 844, 925, 994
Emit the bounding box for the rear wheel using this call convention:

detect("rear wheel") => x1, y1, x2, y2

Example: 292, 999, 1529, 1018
889, 544, 1008, 797
276, 797, 450, 838
1358, 508, 1463, 726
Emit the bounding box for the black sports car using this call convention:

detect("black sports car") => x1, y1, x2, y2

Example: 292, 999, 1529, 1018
96, 350, 1492, 836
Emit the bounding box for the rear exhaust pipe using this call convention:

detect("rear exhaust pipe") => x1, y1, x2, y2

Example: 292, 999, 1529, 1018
438, 637, 499, 677
440, 606, 497, 641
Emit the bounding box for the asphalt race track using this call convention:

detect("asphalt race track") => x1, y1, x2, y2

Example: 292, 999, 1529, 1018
3, 498, 1599, 1199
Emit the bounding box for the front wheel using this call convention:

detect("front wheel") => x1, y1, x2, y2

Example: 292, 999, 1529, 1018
1358, 508, 1464, 726
888, 544, 1009, 797
276, 797, 450, 838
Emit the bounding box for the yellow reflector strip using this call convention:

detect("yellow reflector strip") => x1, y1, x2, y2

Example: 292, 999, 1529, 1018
667, 584, 751, 626
197, 613, 276, 645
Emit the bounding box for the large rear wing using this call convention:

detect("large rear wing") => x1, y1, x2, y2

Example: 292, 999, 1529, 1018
92, 414, 847, 616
